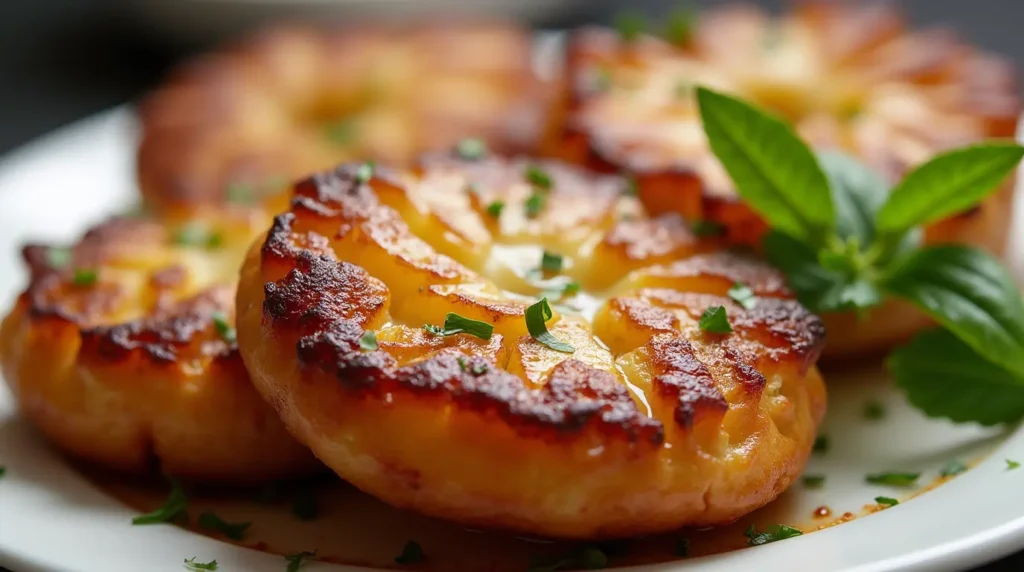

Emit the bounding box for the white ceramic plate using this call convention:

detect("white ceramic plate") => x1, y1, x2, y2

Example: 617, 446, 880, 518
1, 109, 1024, 572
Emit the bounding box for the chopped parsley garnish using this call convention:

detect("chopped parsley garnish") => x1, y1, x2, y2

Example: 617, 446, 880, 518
865, 471, 920, 487
875, 496, 899, 507
486, 200, 505, 218
524, 191, 547, 218
471, 362, 488, 375
173, 223, 223, 249
562, 281, 581, 297
664, 7, 694, 44
394, 541, 424, 565
423, 312, 494, 341
198, 512, 251, 541
813, 435, 830, 454
324, 117, 357, 145
728, 283, 757, 310
1007, 459, 1021, 471
802, 475, 826, 488
359, 330, 378, 351
541, 251, 563, 273
940, 460, 967, 477
291, 489, 319, 521
183, 557, 218, 571
0, 466, 6, 479
72, 268, 98, 287
744, 524, 803, 546
698, 305, 732, 334
614, 11, 646, 42
673, 538, 690, 557
689, 219, 725, 237
525, 165, 553, 190
45, 246, 72, 268
863, 400, 886, 420
525, 298, 575, 353
354, 161, 375, 184
456, 138, 487, 160
285, 550, 317, 572
211, 312, 237, 344
132, 478, 187, 525
457, 357, 467, 372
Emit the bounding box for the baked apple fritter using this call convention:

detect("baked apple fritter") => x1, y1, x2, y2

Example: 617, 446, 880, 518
0, 212, 320, 483
550, 3, 1018, 356
137, 22, 552, 221
236, 153, 826, 538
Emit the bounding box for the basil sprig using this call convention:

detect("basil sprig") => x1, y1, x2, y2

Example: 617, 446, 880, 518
697, 86, 1024, 425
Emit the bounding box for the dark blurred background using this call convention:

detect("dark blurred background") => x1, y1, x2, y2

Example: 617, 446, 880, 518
0, 1, 1021, 570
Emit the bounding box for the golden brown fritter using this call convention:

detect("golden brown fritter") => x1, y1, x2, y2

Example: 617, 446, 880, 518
0, 212, 320, 483
236, 154, 826, 538
546, 3, 1018, 356
137, 21, 554, 222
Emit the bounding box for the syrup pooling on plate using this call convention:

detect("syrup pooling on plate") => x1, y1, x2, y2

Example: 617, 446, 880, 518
236, 153, 827, 538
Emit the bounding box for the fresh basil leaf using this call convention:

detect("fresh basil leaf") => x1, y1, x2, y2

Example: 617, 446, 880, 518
359, 330, 378, 351
73, 268, 98, 287
889, 328, 1024, 425
762, 230, 846, 312
698, 305, 733, 334
133, 478, 188, 525
802, 475, 825, 488
424, 313, 494, 341
817, 150, 888, 245
812, 435, 829, 455
728, 283, 757, 310
881, 245, 1024, 376
696, 87, 834, 246
817, 279, 882, 314
1007, 459, 1021, 471
744, 524, 802, 546
940, 460, 967, 477
875, 496, 898, 507
876, 142, 1024, 238
865, 471, 920, 487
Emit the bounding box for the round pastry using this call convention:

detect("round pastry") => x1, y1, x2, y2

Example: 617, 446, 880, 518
235, 153, 826, 538
137, 21, 552, 221
548, 3, 1019, 356
0, 211, 320, 483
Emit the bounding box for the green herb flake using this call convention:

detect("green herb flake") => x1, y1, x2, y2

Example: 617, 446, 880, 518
673, 538, 690, 557
285, 550, 317, 572
813, 435, 829, 455
525, 165, 553, 190
744, 523, 803, 546
359, 330, 378, 351
355, 161, 375, 184
940, 460, 967, 477
173, 223, 223, 249
486, 200, 505, 218
395, 541, 424, 565
802, 475, 826, 488
865, 471, 920, 487
211, 312, 237, 344
132, 478, 188, 525
698, 305, 732, 334
728, 283, 757, 310
471, 362, 488, 375
423, 313, 494, 341
324, 117, 357, 145
183, 557, 218, 571
875, 496, 899, 507
525, 298, 575, 353
541, 251, 564, 273
1007, 459, 1021, 471
579, 547, 608, 569
562, 281, 581, 297
664, 8, 694, 44
72, 268, 98, 287
457, 357, 467, 372
524, 191, 547, 218
614, 11, 647, 42
291, 489, 319, 521
863, 400, 886, 420
456, 138, 487, 160
198, 512, 251, 541
689, 219, 725, 237
45, 247, 72, 268
0, 466, 6, 479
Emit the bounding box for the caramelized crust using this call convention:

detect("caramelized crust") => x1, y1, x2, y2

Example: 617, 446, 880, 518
138, 22, 554, 221
549, 3, 1018, 356
236, 155, 826, 538
0, 214, 320, 483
